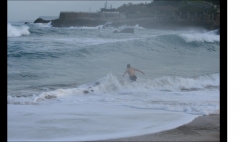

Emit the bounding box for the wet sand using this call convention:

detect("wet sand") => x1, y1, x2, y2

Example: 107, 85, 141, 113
100, 114, 220, 141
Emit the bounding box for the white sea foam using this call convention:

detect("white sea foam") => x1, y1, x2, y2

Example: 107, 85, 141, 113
8, 73, 218, 140
69, 25, 105, 29
179, 31, 219, 43
118, 24, 145, 29
34, 22, 52, 27
7, 23, 30, 37
8, 102, 197, 141
134, 24, 145, 29
55, 37, 141, 47
8, 73, 219, 116
7, 25, 219, 141
77, 73, 219, 93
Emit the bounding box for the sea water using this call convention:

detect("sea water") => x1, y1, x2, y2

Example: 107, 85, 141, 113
7, 22, 219, 141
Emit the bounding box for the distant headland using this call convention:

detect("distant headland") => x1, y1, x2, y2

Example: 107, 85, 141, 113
33, 0, 220, 31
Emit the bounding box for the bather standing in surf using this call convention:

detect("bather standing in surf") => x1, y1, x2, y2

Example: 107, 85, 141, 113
123, 64, 145, 82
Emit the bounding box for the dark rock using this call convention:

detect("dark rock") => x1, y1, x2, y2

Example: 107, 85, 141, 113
217, 29, 220, 35
25, 22, 29, 24
95, 82, 100, 85
120, 28, 134, 33
45, 95, 57, 99
83, 90, 89, 94
34, 18, 52, 23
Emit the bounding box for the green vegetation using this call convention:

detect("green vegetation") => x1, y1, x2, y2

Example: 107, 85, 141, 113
117, 0, 220, 14
152, 0, 219, 5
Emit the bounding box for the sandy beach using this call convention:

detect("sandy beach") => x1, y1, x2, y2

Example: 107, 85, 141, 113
100, 114, 219, 141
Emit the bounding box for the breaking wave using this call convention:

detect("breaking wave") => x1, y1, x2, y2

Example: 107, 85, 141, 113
8, 23, 30, 37
179, 31, 219, 43
8, 73, 219, 105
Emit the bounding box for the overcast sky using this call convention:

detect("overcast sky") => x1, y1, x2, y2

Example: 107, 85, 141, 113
8, 1, 152, 22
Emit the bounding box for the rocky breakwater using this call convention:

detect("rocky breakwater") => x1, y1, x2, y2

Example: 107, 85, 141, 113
34, 15, 218, 31
34, 18, 53, 24
44, 11, 126, 27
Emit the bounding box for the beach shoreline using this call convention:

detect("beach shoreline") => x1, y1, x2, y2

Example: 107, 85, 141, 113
99, 114, 219, 141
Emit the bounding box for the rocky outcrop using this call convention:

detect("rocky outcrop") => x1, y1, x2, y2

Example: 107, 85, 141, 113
216, 29, 220, 35
34, 18, 52, 23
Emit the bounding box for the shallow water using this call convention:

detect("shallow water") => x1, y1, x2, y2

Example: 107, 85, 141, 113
7, 22, 219, 141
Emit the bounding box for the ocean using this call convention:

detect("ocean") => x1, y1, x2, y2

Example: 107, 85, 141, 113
7, 22, 219, 141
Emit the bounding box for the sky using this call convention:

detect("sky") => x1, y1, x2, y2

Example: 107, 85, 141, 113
7, 1, 152, 22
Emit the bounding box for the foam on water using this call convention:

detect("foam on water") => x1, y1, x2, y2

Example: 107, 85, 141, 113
8, 23, 30, 37
69, 25, 105, 29
8, 103, 197, 141
34, 22, 52, 28
54, 37, 142, 47
7, 22, 219, 141
8, 73, 219, 140
8, 73, 219, 116
118, 24, 145, 29
179, 31, 219, 43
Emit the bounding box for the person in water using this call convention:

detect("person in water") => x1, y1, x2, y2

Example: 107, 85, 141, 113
123, 64, 145, 82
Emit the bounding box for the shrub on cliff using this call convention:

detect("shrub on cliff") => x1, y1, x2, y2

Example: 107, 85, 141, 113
178, 1, 215, 13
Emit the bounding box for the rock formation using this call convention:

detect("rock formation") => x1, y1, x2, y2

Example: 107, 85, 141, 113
34, 18, 52, 23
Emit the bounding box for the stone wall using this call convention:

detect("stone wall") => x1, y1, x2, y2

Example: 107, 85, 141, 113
59, 12, 126, 19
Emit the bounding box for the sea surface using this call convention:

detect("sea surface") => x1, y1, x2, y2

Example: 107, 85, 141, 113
7, 22, 219, 141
